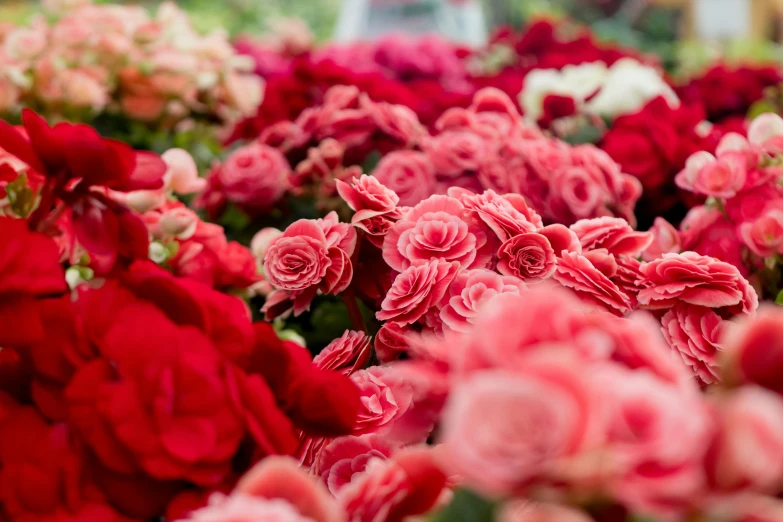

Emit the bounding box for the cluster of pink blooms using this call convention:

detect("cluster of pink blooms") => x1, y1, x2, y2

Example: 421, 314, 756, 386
201, 86, 641, 227
0, 0, 262, 128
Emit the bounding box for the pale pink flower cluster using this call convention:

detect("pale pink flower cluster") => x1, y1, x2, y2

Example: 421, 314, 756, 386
217, 86, 641, 227
0, 0, 263, 128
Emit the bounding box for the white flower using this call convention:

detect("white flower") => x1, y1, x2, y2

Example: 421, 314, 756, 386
586, 58, 678, 119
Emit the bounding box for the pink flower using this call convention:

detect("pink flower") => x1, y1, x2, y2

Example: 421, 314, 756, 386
263, 219, 354, 317
548, 166, 605, 221
642, 217, 681, 261
599, 367, 711, 520
520, 139, 571, 182
538, 224, 582, 257
313, 330, 371, 374
553, 251, 632, 316
454, 189, 541, 241
217, 143, 290, 214
738, 209, 783, 258
251, 227, 283, 259
498, 501, 594, 522
350, 367, 414, 437
440, 358, 596, 496
680, 208, 746, 275
337, 447, 448, 522
675, 151, 747, 199
748, 112, 783, 147
185, 495, 318, 522
705, 386, 783, 493
372, 151, 437, 207
424, 129, 487, 178
637, 252, 758, 313
364, 98, 425, 146
382, 195, 491, 271
374, 323, 414, 363
376, 259, 459, 325
336, 174, 399, 217
661, 303, 726, 384
439, 269, 527, 333
570, 217, 653, 257
723, 306, 783, 395
497, 233, 558, 283
159, 207, 199, 239
313, 435, 398, 495
162, 148, 205, 195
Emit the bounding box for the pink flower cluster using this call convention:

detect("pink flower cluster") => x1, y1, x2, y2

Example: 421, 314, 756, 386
207, 86, 641, 226
0, 0, 262, 128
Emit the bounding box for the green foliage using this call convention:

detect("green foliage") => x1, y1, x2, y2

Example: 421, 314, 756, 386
430, 488, 497, 522
775, 288, 783, 305
5, 173, 36, 218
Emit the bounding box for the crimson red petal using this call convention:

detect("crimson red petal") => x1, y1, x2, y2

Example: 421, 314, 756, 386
0, 113, 45, 173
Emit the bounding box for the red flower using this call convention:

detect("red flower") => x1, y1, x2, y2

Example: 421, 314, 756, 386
0, 216, 66, 347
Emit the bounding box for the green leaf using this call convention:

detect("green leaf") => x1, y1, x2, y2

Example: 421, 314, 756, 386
748, 100, 779, 121
775, 289, 783, 305
430, 488, 496, 522
6, 173, 36, 218
219, 203, 251, 233
562, 124, 604, 146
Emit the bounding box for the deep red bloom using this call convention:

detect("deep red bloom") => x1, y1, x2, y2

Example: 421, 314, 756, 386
0, 217, 66, 348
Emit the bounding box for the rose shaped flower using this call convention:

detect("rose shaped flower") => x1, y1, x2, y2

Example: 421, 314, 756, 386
336, 174, 399, 217
723, 306, 783, 394
313, 330, 371, 374
383, 195, 491, 272
377, 259, 460, 325
440, 359, 595, 496
424, 129, 487, 178
350, 367, 414, 437
374, 323, 414, 363
539, 224, 582, 257
553, 251, 632, 316
599, 366, 710, 520
738, 209, 783, 258
637, 252, 758, 313
251, 227, 283, 260
338, 448, 447, 522
313, 435, 398, 495
548, 165, 605, 222
675, 150, 747, 199
440, 269, 527, 333
216, 143, 290, 214
520, 138, 572, 183
365, 98, 426, 146
705, 386, 783, 493
680, 207, 747, 275
372, 151, 437, 207
661, 303, 726, 384
497, 233, 558, 283
454, 189, 541, 240
263, 218, 355, 317
570, 217, 653, 258
642, 217, 681, 261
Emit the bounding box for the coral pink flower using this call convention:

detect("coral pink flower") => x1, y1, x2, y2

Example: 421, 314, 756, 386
313, 435, 398, 495
675, 151, 747, 199
661, 303, 726, 384
705, 386, 783, 493
337, 447, 448, 522
599, 367, 711, 520
365, 98, 426, 146
637, 252, 758, 313
313, 330, 371, 374
440, 358, 596, 496
251, 227, 283, 260
723, 306, 783, 395
382, 195, 491, 271
374, 323, 414, 363
498, 501, 594, 522
642, 217, 681, 261
350, 367, 414, 437
553, 251, 632, 316
454, 189, 541, 241
424, 129, 487, 177
748, 112, 783, 147
372, 151, 437, 207
538, 224, 582, 257
738, 209, 783, 258
217, 143, 290, 214
440, 269, 527, 333
376, 259, 459, 325
570, 217, 653, 257
496, 233, 558, 282
263, 218, 355, 317
336, 174, 400, 217
162, 148, 205, 195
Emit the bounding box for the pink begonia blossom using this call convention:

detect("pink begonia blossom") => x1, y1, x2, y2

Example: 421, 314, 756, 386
496, 233, 558, 283
661, 303, 726, 384
372, 151, 437, 207
642, 217, 681, 261
374, 323, 415, 363
350, 367, 414, 437
738, 209, 783, 258
570, 217, 653, 257
497, 501, 594, 522
376, 259, 459, 325
215, 142, 290, 214
313, 330, 371, 374
637, 252, 758, 314
424, 129, 488, 178
440, 269, 527, 333
723, 305, 783, 395
313, 435, 398, 495
705, 386, 783, 493
553, 251, 632, 316
382, 195, 492, 271
452, 188, 540, 241
251, 227, 283, 260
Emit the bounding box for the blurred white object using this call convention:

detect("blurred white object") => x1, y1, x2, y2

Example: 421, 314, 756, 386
334, 0, 487, 46
694, 0, 750, 40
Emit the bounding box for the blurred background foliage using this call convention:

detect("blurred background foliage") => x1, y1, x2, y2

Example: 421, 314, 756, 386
2, 0, 783, 74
